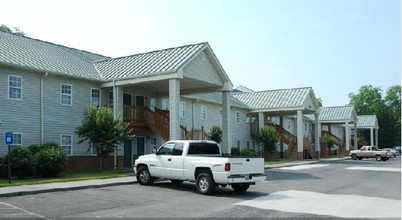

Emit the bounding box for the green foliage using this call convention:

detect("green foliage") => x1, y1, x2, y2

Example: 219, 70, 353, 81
240, 148, 259, 157
0, 24, 27, 36
349, 85, 401, 147
208, 125, 223, 143
316, 97, 323, 107
1, 147, 35, 179
0, 142, 68, 179
257, 126, 279, 153
321, 134, 336, 149
231, 147, 241, 155
35, 144, 68, 178
75, 106, 133, 157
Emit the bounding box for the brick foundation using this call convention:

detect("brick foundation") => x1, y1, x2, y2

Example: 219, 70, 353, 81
66, 156, 124, 172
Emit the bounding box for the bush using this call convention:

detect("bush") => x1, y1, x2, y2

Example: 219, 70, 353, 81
241, 148, 259, 157
231, 147, 241, 156
2, 147, 35, 179
35, 144, 68, 178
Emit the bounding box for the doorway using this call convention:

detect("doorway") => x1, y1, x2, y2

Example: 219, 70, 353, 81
137, 137, 145, 156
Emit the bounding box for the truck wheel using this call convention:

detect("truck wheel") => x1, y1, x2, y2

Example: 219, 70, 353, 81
232, 183, 250, 193
351, 154, 358, 160
375, 155, 382, 161
196, 172, 216, 195
136, 166, 154, 185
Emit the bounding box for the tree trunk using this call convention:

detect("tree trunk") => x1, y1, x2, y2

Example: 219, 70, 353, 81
99, 156, 103, 171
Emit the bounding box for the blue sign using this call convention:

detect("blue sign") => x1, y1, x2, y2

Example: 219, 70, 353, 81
5, 132, 13, 145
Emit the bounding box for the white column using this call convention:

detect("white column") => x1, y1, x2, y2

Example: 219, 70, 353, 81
375, 129, 379, 147
258, 112, 264, 130
345, 122, 350, 151
354, 123, 358, 150
222, 91, 231, 155
169, 79, 180, 140
314, 111, 321, 159
297, 110, 303, 160
113, 84, 122, 170
370, 128, 374, 146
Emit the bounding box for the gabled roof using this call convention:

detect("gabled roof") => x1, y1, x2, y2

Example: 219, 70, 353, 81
233, 85, 255, 93
182, 92, 250, 109
356, 115, 379, 129
231, 87, 317, 113
307, 106, 357, 124
0, 31, 108, 80
94, 42, 206, 80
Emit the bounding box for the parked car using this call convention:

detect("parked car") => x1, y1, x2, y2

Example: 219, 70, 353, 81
381, 148, 397, 157
349, 146, 392, 161
393, 146, 401, 154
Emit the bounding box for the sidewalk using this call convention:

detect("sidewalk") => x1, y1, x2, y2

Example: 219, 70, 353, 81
0, 157, 349, 198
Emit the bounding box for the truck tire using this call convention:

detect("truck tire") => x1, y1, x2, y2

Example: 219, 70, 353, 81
351, 154, 358, 160
196, 172, 216, 195
232, 183, 250, 193
375, 155, 382, 161
136, 166, 154, 185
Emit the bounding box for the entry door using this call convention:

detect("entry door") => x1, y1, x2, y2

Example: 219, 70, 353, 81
123, 140, 132, 168
123, 93, 132, 167
137, 137, 145, 156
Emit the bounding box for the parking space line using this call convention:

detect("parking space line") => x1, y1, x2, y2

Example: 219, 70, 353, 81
0, 202, 47, 219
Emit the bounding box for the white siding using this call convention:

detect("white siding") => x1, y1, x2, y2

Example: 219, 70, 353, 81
183, 53, 223, 86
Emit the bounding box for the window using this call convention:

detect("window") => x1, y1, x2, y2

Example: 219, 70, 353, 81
150, 98, 156, 111
287, 119, 292, 129
108, 92, 113, 106
162, 99, 169, 110
90, 147, 97, 155
201, 105, 207, 120
61, 135, 72, 156
304, 123, 307, 131
237, 140, 241, 148
246, 114, 250, 124
179, 102, 186, 118
61, 84, 72, 105
157, 142, 175, 155
91, 88, 101, 107
150, 137, 157, 150
219, 109, 222, 120
12, 132, 22, 146
247, 141, 250, 148
8, 75, 22, 100
188, 143, 220, 155
172, 143, 184, 156
236, 112, 241, 124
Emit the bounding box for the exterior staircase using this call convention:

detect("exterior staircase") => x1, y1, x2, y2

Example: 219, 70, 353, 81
322, 131, 345, 156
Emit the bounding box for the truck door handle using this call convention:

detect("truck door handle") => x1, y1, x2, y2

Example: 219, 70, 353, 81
246, 159, 250, 162
168, 158, 172, 161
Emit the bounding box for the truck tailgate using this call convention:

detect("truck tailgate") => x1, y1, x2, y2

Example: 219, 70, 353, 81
228, 157, 265, 175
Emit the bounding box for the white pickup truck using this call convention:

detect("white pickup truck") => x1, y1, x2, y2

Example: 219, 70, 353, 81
133, 140, 266, 195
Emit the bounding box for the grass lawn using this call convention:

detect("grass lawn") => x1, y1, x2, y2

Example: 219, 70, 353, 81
0, 169, 133, 187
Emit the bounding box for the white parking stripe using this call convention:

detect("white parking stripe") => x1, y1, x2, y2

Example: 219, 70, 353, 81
346, 166, 401, 172
278, 164, 329, 170
235, 190, 401, 218
0, 202, 46, 219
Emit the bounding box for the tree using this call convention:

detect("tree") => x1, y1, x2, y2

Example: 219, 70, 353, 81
321, 134, 336, 156
349, 85, 401, 147
256, 126, 279, 154
208, 125, 222, 143
316, 97, 323, 107
0, 24, 27, 36
75, 106, 133, 170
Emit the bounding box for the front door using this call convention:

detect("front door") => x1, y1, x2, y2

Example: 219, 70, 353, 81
137, 136, 145, 156
123, 140, 132, 168
123, 93, 132, 167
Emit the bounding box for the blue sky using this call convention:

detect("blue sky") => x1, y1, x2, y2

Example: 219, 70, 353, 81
2, 0, 400, 106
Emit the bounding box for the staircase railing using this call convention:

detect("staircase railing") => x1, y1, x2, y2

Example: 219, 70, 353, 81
265, 123, 297, 159
322, 131, 345, 156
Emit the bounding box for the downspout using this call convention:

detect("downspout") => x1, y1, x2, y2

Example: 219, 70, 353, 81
40, 72, 48, 144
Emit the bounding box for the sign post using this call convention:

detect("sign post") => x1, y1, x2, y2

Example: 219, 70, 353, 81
5, 132, 13, 184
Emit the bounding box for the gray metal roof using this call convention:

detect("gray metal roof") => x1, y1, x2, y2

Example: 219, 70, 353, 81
183, 92, 250, 109
0, 31, 108, 80
231, 87, 313, 110
306, 106, 357, 123
94, 43, 206, 80
356, 115, 379, 129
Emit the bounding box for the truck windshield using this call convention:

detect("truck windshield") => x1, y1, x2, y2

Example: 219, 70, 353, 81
188, 143, 220, 155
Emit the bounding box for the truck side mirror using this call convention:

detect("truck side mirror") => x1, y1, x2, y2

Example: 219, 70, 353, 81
152, 149, 157, 154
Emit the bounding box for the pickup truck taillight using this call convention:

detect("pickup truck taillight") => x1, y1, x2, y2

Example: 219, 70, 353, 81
225, 163, 231, 171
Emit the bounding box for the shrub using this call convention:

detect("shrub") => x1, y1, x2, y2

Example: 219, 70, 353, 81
241, 148, 259, 157
208, 125, 223, 143
231, 147, 241, 156
35, 144, 68, 177
27, 144, 42, 155
2, 147, 35, 179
